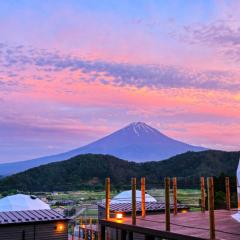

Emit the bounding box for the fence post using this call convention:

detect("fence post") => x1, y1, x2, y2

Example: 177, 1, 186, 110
208, 177, 215, 240
84, 225, 88, 240
173, 177, 177, 215
105, 178, 110, 220
225, 177, 231, 210
100, 225, 105, 240
78, 217, 82, 240
165, 177, 170, 231
201, 177, 205, 212
132, 177, 137, 225
90, 218, 93, 240
78, 218, 82, 240
141, 177, 146, 218
72, 223, 75, 240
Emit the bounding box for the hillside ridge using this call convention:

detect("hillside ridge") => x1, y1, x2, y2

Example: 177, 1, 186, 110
0, 150, 239, 191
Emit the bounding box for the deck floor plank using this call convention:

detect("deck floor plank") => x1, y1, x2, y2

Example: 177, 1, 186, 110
102, 210, 239, 240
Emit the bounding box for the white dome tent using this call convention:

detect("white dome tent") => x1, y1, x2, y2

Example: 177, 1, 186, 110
232, 159, 240, 222
0, 194, 50, 212
110, 190, 156, 204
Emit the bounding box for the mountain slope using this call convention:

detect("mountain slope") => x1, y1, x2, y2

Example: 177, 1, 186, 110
0, 122, 206, 176
0, 150, 239, 191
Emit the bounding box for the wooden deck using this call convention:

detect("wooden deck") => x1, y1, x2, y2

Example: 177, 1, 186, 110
100, 210, 240, 240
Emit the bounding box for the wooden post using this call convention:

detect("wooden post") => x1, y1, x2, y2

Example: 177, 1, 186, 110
78, 222, 81, 240
132, 177, 137, 225
84, 221, 87, 240
72, 224, 75, 240
100, 225, 105, 240
208, 177, 215, 240
173, 177, 177, 215
165, 177, 170, 231
120, 230, 127, 240
128, 231, 133, 240
78, 217, 82, 240
106, 229, 110, 240
141, 177, 146, 218
105, 178, 110, 220
90, 218, 93, 240
201, 177, 205, 212
225, 177, 231, 210
78, 226, 80, 240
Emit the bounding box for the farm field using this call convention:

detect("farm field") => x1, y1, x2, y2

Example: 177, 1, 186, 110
36, 188, 202, 219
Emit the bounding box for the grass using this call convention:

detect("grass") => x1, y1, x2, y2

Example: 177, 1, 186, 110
47, 190, 106, 201
82, 209, 98, 216
147, 189, 202, 207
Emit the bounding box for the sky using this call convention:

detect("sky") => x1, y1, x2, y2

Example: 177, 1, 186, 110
0, 0, 240, 163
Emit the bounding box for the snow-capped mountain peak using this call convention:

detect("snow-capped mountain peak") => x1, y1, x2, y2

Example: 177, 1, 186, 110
126, 122, 157, 136
0, 122, 207, 176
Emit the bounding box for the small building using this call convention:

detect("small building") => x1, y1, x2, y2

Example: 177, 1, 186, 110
55, 199, 75, 206
0, 209, 69, 240
0, 194, 69, 239
98, 190, 188, 219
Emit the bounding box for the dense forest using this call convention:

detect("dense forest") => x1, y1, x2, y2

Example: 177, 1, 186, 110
0, 150, 239, 192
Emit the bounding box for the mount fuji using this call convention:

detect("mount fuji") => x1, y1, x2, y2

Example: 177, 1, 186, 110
0, 122, 206, 176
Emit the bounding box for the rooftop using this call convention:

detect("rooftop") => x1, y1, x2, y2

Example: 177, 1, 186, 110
0, 194, 50, 212
99, 201, 188, 213
0, 209, 68, 225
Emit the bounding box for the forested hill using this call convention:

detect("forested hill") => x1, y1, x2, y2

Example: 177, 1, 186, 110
0, 150, 239, 191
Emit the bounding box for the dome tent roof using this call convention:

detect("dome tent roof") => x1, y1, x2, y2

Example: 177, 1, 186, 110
0, 194, 50, 212
111, 190, 156, 204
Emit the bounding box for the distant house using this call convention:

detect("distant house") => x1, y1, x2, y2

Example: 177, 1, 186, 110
0, 194, 69, 239
56, 200, 75, 206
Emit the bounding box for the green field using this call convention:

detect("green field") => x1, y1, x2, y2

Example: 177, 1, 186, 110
42, 188, 202, 218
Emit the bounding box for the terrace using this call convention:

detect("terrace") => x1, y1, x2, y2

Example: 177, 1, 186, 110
95, 177, 239, 240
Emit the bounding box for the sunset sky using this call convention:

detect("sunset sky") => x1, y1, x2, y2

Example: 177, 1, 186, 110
1, 0, 240, 163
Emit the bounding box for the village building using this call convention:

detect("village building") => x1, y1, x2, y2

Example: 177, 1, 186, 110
0, 194, 69, 240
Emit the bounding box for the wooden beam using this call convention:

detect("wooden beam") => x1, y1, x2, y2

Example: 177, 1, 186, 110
207, 177, 215, 240
225, 177, 231, 210
132, 177, 137, 225
141, 177, 146, 218
165, 177, 170, 231
105, 178, 110, 220
200, 177, 205, 212
173, 177, 177, 215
